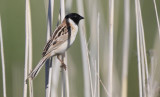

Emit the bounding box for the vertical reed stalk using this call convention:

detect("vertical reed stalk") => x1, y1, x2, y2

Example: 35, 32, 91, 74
121, 0, 130, 97
138, 0, 148, 95
65, 63, 69, 97
23, 0, 33, 97
153, 0, 160, 39
45, 0, 54, 97
87, 0, 98, 96
0, 16, 7, 97
139, 0, 149, 95
51, 59, 61, 97
46, 0, 54, 38
108, 0, 114, 96
27, 0, 33, 96
76, 0, 91, 97
135, 0, 149, 97
23, 17, 28, 97
60, 0, 68, 97
139, 29, 147, 97
97, 13, 100, 97
60, 0, 65, 20
23, 0, 32, 96
65, 0, 73, 11
135, 0, 143, 97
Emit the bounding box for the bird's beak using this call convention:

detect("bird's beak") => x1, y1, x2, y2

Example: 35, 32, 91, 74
80, 16, 84, 20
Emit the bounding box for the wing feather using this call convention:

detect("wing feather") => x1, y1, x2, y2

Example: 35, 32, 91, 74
42, 20, 70, 56
43, 34, 69, 56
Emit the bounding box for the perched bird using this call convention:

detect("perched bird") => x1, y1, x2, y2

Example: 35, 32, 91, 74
28, 13, 84, 80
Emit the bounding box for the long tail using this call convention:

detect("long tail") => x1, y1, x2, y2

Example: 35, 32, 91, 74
27, 55, 49, 80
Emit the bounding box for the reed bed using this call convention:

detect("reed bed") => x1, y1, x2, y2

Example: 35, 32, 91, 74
0, 16, 7, 97
0, 0, 160, 97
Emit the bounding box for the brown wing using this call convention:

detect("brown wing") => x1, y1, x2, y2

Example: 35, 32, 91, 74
43, 34, 69, 56
42, 20, 71, 56
42, 39, 52, 56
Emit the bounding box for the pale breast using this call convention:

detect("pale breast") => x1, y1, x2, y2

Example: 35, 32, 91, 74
54, 19, 78, 54
69, 18, 78, 45
54, 40, 69, 54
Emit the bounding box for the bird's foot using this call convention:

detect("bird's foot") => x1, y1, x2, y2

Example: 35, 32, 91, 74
60, 63, 66, 70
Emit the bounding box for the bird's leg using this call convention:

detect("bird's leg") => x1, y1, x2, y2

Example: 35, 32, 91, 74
57, 55, 66, 70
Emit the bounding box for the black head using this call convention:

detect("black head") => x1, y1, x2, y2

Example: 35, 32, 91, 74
65, 13, 84, 25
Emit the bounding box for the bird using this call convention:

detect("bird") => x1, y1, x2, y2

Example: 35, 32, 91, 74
27, 13, 84, 80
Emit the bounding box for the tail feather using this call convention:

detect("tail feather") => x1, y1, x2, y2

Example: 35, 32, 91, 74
27, 55, 49, 80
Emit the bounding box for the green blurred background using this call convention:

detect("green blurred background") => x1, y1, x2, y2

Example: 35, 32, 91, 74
0, 0, 160, 97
